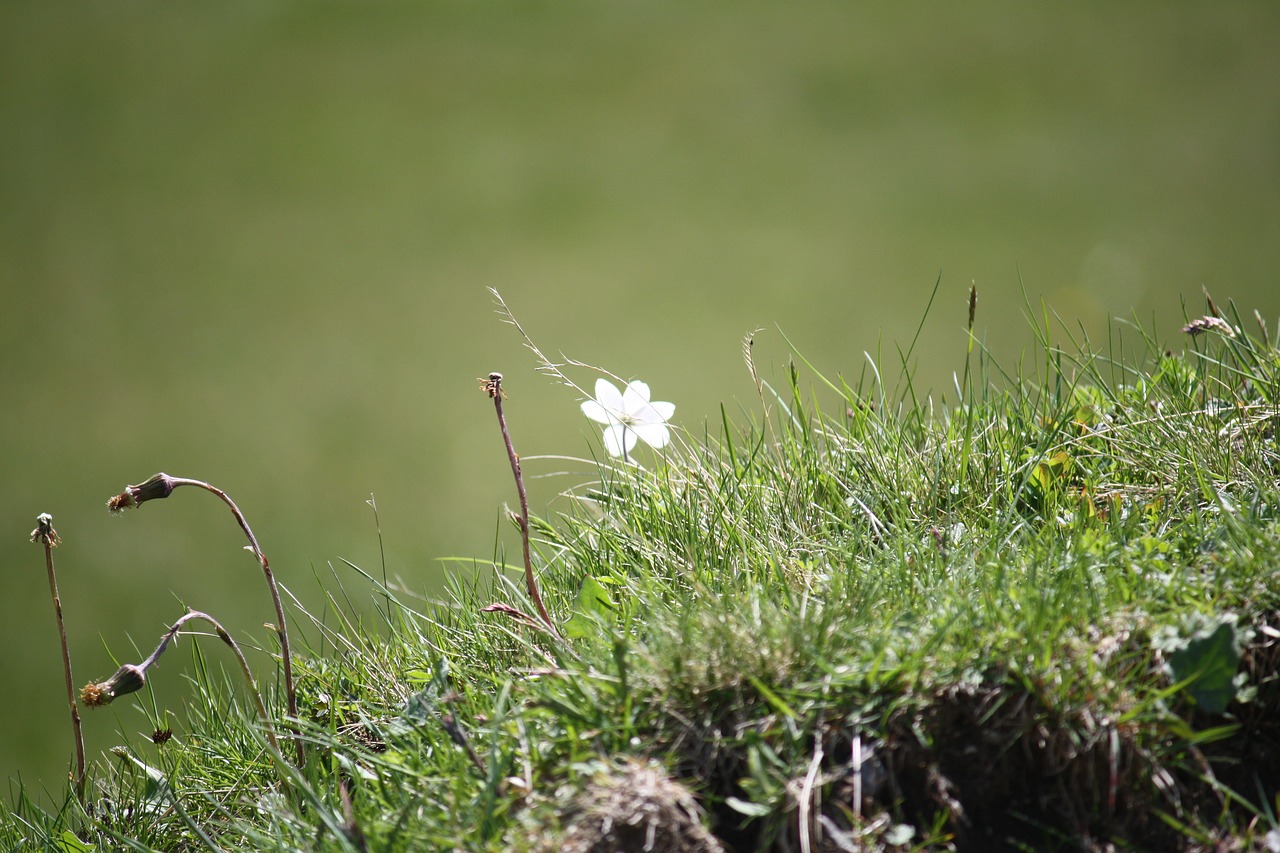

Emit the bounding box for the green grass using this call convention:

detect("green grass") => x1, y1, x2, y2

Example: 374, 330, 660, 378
6, 295, 1280, 851
5, 0, 1280, 795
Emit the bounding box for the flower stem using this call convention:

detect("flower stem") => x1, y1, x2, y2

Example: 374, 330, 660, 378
483, 374, 558, 635
31, 514, 85, 808
168, 478, 302, 766
108, 473, 303, 765
86, 610, 286, 775
168, 611, 283, 759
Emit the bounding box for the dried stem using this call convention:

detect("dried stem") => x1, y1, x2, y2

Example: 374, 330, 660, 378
83, 610, 283, 762
107, 473, 302, 765
481, 373, 558, 635
31, 514, 85, 807
174, 607, 281, 753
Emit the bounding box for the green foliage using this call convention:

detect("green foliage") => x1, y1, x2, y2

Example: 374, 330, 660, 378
6, 302, 1280, 850
1155, 613, 1251, 715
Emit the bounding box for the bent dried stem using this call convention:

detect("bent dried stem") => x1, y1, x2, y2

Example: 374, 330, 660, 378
108, 473, 302, 765
82, 610, 283, 761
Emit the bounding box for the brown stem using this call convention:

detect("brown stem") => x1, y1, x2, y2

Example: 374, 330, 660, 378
175, 610, 283, 759
32, 515, 85, 807
87, 611, 285, 768
109, 473, 303, 765
483, 374, 558, 635
171, 478, 302, 766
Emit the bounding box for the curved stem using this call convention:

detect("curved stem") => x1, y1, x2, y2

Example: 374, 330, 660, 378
166, 478, 302, 766
167, 611, 282, 759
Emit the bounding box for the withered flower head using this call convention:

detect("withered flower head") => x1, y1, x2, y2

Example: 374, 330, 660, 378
30, 513, 60, 547
79, 682, 107, 707
1181, 316, 1236, 338
80, 664, 147, 707
479, 372, 505, 399
107, 473, 178, 513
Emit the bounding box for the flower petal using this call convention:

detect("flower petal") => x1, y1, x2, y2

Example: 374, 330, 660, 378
593, 378, 624, 413
622, 380, 652, 413
602, 424, 639, 458
632, 422, 671, 449
581, 399, 617, 424
648, 400, 675, 421
627, 400, 673, 427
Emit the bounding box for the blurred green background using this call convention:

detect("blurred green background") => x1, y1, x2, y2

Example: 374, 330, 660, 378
3, 1, 1278, 799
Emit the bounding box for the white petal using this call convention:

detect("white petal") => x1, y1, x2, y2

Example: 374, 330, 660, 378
633, 422, 671, 449
593, 378, 624, 413
628, 400, 674, 427
621, 380, 652, 413
648, 401, 675, 421
581, 399, 617, 424
602, 424, 638, 457
625, 402, 660, 426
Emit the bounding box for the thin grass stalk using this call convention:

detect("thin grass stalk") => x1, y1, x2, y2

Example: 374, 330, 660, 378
957, 285, 979, 494
30, 514, 85, 807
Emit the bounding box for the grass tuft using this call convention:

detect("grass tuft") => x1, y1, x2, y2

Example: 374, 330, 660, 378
7, 295, 1280, 851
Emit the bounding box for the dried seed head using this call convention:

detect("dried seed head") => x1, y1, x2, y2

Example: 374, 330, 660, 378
80, 664, 147, 707
480, 372, 506, 399
107, 472, 178, 513
30, 513, 60, 547
79, 683, 107, 707
1181, 316, 1236, 338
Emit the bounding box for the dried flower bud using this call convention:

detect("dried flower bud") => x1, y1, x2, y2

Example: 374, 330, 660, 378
107, 473, 178, 513
30, 513, 60, 547
80, 664, 147, 707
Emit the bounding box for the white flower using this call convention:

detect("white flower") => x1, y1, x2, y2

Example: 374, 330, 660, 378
581, 378, 675, 459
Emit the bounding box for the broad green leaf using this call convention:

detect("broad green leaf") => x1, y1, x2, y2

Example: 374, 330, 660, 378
565, 576, 616, 639
1163, 614, 1245, 715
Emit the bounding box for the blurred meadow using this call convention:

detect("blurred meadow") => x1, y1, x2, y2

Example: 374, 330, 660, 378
2, 1, 1279, 799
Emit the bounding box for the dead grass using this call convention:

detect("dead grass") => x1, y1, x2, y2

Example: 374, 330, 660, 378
550, 758, 726, 853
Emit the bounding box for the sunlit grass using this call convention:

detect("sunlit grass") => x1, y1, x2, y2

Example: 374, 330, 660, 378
5, 0, 1280, 795
6, 296, 1280, 851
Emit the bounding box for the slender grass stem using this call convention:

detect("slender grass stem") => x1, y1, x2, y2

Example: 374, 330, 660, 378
482, 373, 558, 635
367, 493, 390, 615
339, 779, 369, 853
958, 285, 979, 490
31, 514, 85, 807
